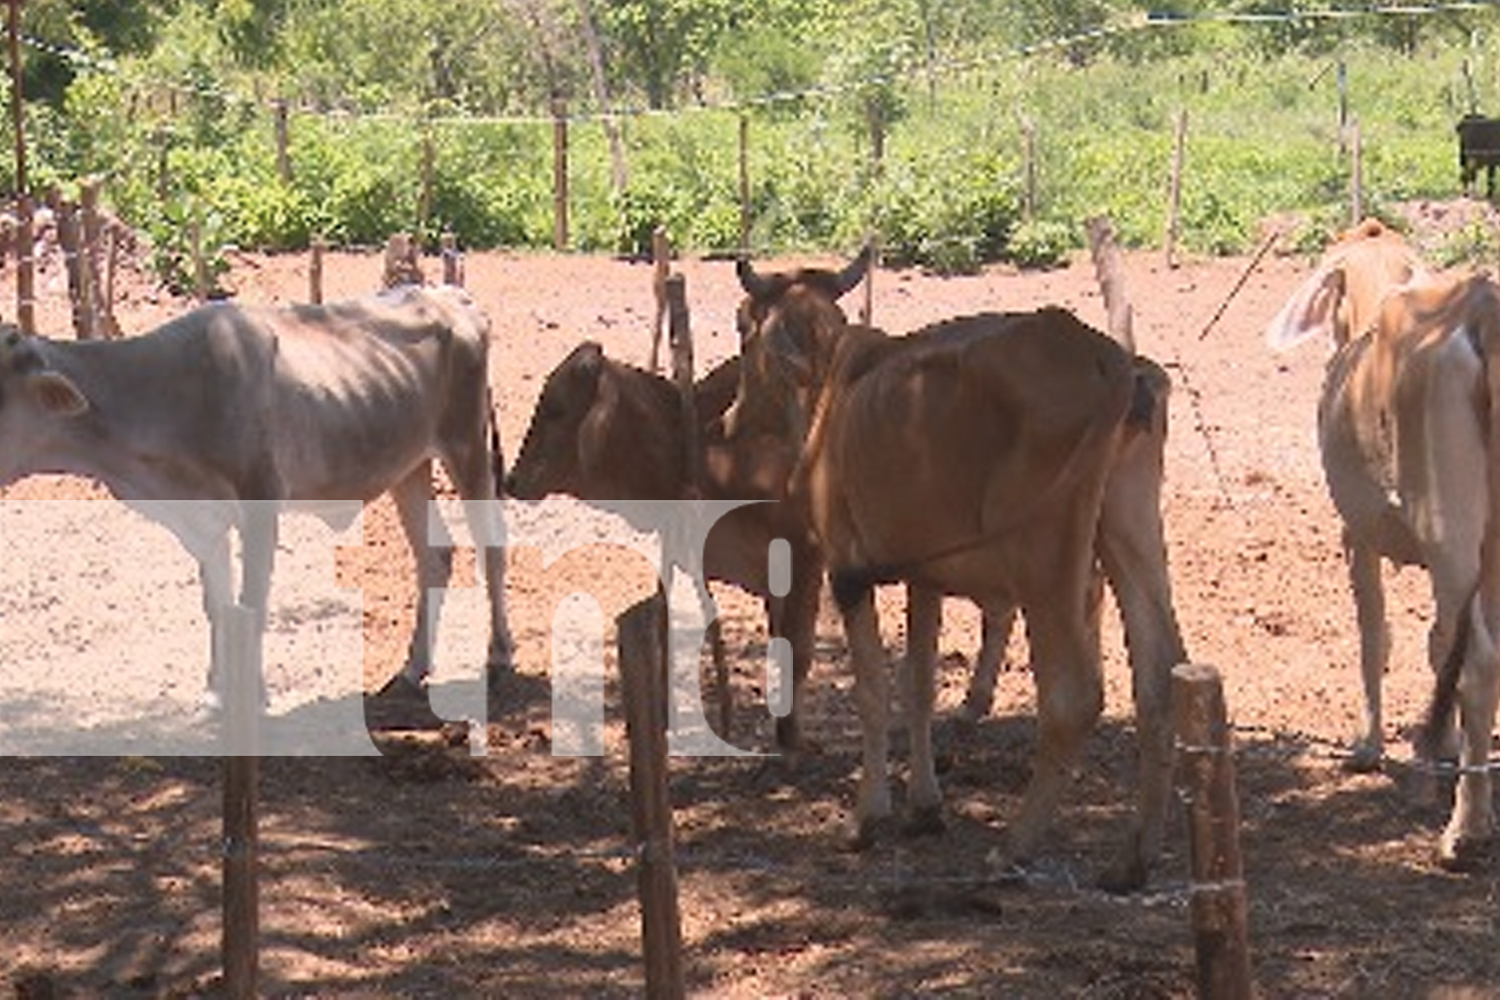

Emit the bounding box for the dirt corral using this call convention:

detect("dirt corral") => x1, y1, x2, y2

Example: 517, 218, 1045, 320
1, 213, 1498, 998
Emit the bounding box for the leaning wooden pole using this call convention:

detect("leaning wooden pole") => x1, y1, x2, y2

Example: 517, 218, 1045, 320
617, 595, 687, 1000
1173, 663, 1253, 1000
649, 227, 670, 373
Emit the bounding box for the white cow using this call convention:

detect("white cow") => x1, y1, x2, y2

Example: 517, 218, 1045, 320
0, 284, 514, 704
1268, 219, 1500, 869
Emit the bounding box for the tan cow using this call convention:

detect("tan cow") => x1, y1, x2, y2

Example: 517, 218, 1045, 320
506, 342, 825, 750
0, 285, 514, 704
1264, 219, 1435, 771
729, 251, 1185, 891
1270, 234, 1500, 867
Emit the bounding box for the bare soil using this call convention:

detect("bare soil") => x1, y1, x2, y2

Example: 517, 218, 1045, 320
2, 210, 1499, 998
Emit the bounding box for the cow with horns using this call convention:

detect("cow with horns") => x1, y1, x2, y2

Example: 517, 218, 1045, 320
725, 248, 1186, 891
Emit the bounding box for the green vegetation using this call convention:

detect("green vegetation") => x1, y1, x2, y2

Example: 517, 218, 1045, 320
8, 2, 1500, 279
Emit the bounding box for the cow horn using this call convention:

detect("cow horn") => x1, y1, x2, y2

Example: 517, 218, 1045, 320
736, 255, 772, 299
834, 244, 874, 298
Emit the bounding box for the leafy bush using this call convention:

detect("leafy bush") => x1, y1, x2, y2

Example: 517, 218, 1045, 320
1006, 220, 1074, 270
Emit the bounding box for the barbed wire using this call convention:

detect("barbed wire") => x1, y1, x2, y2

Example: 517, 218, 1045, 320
12, 2, 1497, 129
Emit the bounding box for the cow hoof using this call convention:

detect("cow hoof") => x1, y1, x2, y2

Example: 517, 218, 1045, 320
903, 806, 946, 838
1343, 741, 1384, 774
1438, 831, 1492, 873
1097, 854, 1149, 895
844, 815, 897, 853
375, 673, 425, 701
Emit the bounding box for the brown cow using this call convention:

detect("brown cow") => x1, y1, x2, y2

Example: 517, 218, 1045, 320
1269, 228, 1500, 868
506, 342, 824, 751
728, 251, 1185, 891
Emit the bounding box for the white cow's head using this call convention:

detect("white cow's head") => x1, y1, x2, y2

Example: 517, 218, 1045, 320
0, 327, 90, 486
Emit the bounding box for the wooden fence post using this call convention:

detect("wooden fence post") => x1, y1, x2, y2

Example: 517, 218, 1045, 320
221, 604, 262, 1000
309, 235, 325, 304
274, 99, 292, 185
1087, 215, 1135, 352
58, 199, 85, 337
382, 232, 424, 289
441, 230, 462, 286
738, 113, 752, 253
617, 595, 686, 1000
80, 179, 105, 338
1164, 109, 1188, 270
649, 227, 670, 373
664, 273, 731, 738
552, 98, 569, 252
16, 192, 35, 334
1019, 115, 1038, 224
1348, 119, 1364, 225
1173, 663, 1253, 1000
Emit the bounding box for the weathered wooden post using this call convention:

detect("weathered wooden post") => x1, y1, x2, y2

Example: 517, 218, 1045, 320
221, 604, 262, 1000
309, 235, 326, 304
858, 235, 878, 327
552, 97, 569, 252
1087, 216, 1135, 352
440, 230, 462, 286
1164, 109, 1188, 270
738, 113, 752, 253
649, 226, 670, 373
665, 273, 731, 739
382, 232, 424, 289
274, 99, 292, 185
1348, 119, 1364, 226
80, 179, 105, 338
58, 199, 86, 337
1173, 663, 1253, 1000
617, 595, 686, 1000
15, 192, 35, 334
1019, 115, 1038, 224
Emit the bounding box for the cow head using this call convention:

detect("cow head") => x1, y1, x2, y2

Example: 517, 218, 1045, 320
505, 340, 608, 501
1266, 219, 1427, 352
0, 327, 90, 486
724, 246, 871, 444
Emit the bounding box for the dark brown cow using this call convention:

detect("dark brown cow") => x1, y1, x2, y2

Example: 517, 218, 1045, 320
506, 342, 824, 751
728, 251, 1185, 891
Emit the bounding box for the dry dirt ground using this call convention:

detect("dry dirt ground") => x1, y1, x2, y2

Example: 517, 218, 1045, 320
2, 207, 1500, 998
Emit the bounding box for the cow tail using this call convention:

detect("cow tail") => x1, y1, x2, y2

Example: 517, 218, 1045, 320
487, 388, 506, 499
1423, 278, 1500, 759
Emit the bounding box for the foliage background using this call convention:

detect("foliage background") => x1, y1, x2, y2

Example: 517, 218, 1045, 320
8, 1, 1500, 279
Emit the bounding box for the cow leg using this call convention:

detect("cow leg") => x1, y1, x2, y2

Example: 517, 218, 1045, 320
773, 541, 824, 753
1095, 471, 1187, 891
441, 439, 516, 678
228, 503, 277, 710
904, 583, 945, 835
961, 605, 1016, 723
389, 461, 453, 690
839, 579, 894, 849
1345, 536, 1392, 770
198, 532, 235, 707
1006, 599, 1104, 868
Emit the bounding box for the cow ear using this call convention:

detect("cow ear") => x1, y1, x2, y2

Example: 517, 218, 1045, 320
27, 370, 89, 417
1265, 265, 1345, 352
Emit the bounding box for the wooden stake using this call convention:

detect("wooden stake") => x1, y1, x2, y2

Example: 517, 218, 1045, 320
1172, 663, 1253, 1000
221, 605, 262, 1000
649, 227, 670, 373
309, 235, 325, 304
552, 98, 569, 251
1165, 109, 1188, 270
1086, 216, 1134, 353
617, 595, 686, 1000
